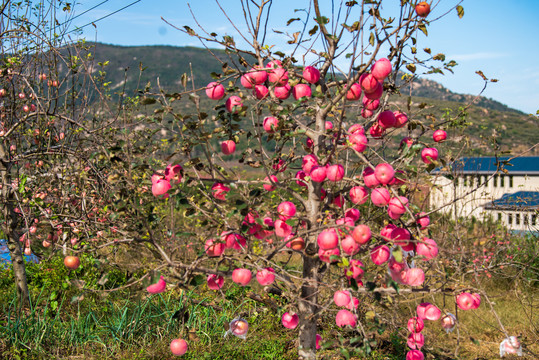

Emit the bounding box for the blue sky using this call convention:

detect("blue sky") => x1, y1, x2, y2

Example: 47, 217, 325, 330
71, 0, 539, 115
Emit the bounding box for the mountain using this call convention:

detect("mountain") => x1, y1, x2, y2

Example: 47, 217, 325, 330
76, 42, 537, 155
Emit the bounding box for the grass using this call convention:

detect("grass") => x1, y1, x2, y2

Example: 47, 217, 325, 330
1, 227, 538, 359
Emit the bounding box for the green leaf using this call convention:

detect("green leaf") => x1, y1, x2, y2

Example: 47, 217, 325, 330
314, 16, 330, 25
369, 32, 375, 46
340, 348, 351, 360
406, 64, 416, 73
456, 5, 464, 19
418, 23, 428, 36
183, 26, 196, 36
287, 17, 300, 26
189, 274, 205, 286
433, 53, 446, 61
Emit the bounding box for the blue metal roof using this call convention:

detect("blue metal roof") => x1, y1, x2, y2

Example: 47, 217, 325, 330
447, 157, 539, 175
484, 191, 539, 210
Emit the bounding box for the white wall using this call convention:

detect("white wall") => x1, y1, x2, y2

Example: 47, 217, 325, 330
429, 173, 539, 231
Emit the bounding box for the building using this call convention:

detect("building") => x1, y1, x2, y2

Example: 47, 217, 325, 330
429, 156, 539, 232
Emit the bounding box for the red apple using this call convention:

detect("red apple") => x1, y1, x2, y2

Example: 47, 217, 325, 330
302, 154, 318, 175
350, 186, 369, 205
263, 116, 279, 133
352, 224, 371, 245
225, 95, 243, 113
268, 68, 288, 85
371, 58, 392, 80
406, 350, 424, 360
415, 2, 431, 17
345, 83, 362, 100
221, 140, 236, 155
326, 164, 344, 182
207, 274, 224, 290
341, 235, 360, 255
371, 245, 390, 265
433, 129, 447, 142
282, 312, 299, 329
363, 167, 380, 188
333, 290, 351, 307
263, 175, 278, 191
256, 267, 276, 286
335, 309, 357, 327
303, 66, 320, 84
170, 338, 188, 356
416, 237, 438, 260
370, 187, 390, 207
253, 84, 269, 99
421, 147, 438, 164
292, 84, 311, 101
272, 84, 291, 99
232, 268, 252, 286
277, 201, 296, 220
377, 110, 396, 128
374, 163, 395, 185
310, 165, 327, 183
394, 111, 409, 128
317, 228, 339, 250
205, 82, 225, 100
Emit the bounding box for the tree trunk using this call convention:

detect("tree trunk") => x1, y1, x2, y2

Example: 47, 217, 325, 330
0, 143, 30, 309
298, 253, 319, 360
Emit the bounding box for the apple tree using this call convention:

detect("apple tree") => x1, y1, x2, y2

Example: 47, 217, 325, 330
134, 1, 510, 358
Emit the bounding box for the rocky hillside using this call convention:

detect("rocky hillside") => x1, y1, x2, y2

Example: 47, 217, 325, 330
71, 42, 537, 155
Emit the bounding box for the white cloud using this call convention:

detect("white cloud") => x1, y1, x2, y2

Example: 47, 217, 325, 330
449, 52, 509, 61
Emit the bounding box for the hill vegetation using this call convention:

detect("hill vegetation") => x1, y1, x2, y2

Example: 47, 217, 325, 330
75, 42, 538, 156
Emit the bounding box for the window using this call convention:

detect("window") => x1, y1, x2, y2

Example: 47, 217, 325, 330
500, 175, 505, 187
524, 214, 529, 226
493, 175, 498, 187
476, 176, 481, 187
515, 213, 520, 225
532, 214, 537, 226
455, 176, 459, 187
508, 213, 513, 225
464, 176, 468, 187
497, 213, 502, 222
482, 175, 487, 185
509, 175, 514, 188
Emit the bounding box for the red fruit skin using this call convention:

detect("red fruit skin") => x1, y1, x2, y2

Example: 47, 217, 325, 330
205, 82, 225, 100
303, 66, 320, 84
292, 84, 312, 100
377, 110, 396, 129
433, 129, 447, 142
232, 268, 252, 286
374, 163, 395, 185
415, 2, 431, 17
370, 245, 390, 265
350, 186, 369, 205
225, 96, 243, 113
345, 83, 362, 101
273, 84, 291, 99
317, 228, 339, 250
352, 224, 371, 245
282, 312, 299, 329
371, 58, 392, 80
336, 309, 357, 327
421, 147, 438, 164
333, 290, 352, 307
263, 116, 279, 133
370, 187, 390, 207
170, 338, 188, 356
221, 140, 236, 155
